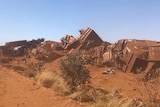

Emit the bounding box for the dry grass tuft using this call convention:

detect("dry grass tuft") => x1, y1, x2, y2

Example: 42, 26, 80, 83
35, 71, 70, 95
70, 87, 96, 103
92, 90, 144, 107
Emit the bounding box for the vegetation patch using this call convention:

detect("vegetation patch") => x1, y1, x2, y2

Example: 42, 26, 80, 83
12, 65, 26, 72
60, 52, 90, 93
27, 62, 44, 78
92, 89, 144, 107
35, 71, 70, 95
0, 57, 11, 63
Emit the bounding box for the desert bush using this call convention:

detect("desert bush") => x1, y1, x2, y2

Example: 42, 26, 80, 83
35, 71, 70, 95
0, 57, 10, 63
3, 64, 12, 69
92, 90, 144, 107
60, 52, 90, 92
12, 65, 26, 72
144, 99, 160, 107
27, 62, 44, 78
70, 86, 96, 102
70, 86, 144, 106
27, 70, 38, 78
144, 67, 160, 81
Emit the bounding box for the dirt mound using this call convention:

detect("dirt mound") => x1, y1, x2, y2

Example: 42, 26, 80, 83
0, 66, 87, 107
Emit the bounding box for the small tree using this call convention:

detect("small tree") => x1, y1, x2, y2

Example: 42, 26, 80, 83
60, 52, 90, 92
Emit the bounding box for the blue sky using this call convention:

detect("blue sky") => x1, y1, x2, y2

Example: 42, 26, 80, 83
0, 0, 160, 45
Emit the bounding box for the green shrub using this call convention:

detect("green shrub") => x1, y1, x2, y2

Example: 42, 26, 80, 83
60, 52, 90, 92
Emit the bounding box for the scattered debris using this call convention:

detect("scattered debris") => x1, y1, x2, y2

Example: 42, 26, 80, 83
1, 27, 160, 80
102, 68, 115, 74
0, 38, 44, 57
103, 39, 160, 80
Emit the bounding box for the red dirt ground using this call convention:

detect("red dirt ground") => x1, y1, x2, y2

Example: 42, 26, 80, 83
1, 57, 160, 107
0, 65, 88, 107
46, 58, 160, 101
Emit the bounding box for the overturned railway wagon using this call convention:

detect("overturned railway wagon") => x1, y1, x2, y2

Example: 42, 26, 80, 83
104, 39, 160, 80
61, 27, 104, 51
60, 27, 111, 64
0, 38, 44, 57
1, 27, 159, 80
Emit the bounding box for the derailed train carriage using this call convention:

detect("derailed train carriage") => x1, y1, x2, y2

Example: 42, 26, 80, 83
60, 27, 160, 80
1, 27, 160, 81
103, 39, 160, 80
0, 38, 45, 57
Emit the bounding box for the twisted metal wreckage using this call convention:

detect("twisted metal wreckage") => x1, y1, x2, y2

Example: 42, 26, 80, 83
60, 27, 160, 80
1, 27, 160, 80
0, 38, 45, 56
